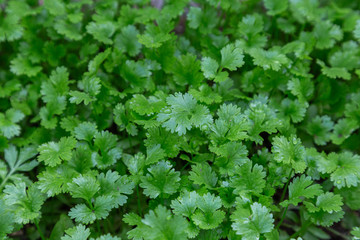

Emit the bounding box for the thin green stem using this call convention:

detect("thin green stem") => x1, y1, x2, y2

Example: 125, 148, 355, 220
102, 219, 109, 234
0, 169, 15, 192
86, 198, 102, 235
106, 218, 115, 234
275, 205, 288, 229
136, 185, 142, 216
34, 220, 46, 240
180, 162, 190, 172
326, 227, 350, 240
279, 169, 293, 204
96, 221, 102, 236
87, 199, 94, 209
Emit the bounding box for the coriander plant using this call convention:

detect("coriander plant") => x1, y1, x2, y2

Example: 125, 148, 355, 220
1, 0, 360, 239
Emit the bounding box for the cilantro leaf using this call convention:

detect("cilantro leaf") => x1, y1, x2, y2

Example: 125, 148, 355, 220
0, 109, 25, 139
220, 43, 244, 71
4, 182, 46, 224
125, 206, 188, 240
115, 25, 142, 56
0, 198, 15, 238
69, 195, 114, 224
157, 93, 212, 136
354, 20, 360, 42
317, 152, 360, 188
230, 160, 266, 195
249, 48, 289, 71
171, 53, 204, 87
189, 163, 218, 189
0, 145, 38, 191
192, 192, 225, 230
140, 161, 180, 198
264, 0, 288, 16
313, 21, 343, 50
306, 116, 334, 145
171, 191, 198, 218
61, 225, 91, 240
201, 57, 219, 79
38, 137, 77, 167
231, 202, 274, 239
67, 175, 100, 201
210, 141, 249, 175
281, 175, 323, 207
272, 135, 307, 173
86, 21, 116, 45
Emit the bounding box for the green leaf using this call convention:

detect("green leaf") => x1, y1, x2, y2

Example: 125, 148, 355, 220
74, 122, 98, 143
0, 198, 15, 238
4, 182, 46, 224
192, 192, 225, 230
171, 191, 198, 218
317, 152, 360, 188
94, 234, 122, 240
86, 21, 116, 45
37, 165, 77, 197
189, 163, 218, 189
211, 141, 249, 175
98, 170, 134, 207
61, 225, 91, 240
0, 15, 23, 42
93, 131, 122, 169
41, 66, 70, 103
313, 21, 343, 50
54, 19, 83, 41
201, 57, 219, 79
264, 0, 288, 15
137, 23, 173, 48
10, 55, 42, 77
0, 145, 38, 188
249, 48, 289, 71
38, 137, 77, 167
331, 118, 357, 145
351, 227, 360, 239
67, 175, 100, 201
279, 98, 308, 123
272, 135, 307, 173
146, 144, 166, 165
140, 161, 181, 198
187, 7, 218, 34
126, 206, 188, 240
157, 93, 213, 136
230, 160, 266, 195
189, 85, 222, 105
115, 25, 142, 56
317, 60, 351, 80
44, 0, 66, 16
69, 195, 114, 224
281, 175, 323, 207
287, 78, 314, 101
220, 43, 244, 71
306, 116, 334, 145
231, 202, 274, 239
245, 96, 279, 144
49, 214, 74, 240
171, 53, 204, 87
69, 91, 93, 105
354, 20, 360, 42
305, 192, 343, 213
129, 94, 166, 116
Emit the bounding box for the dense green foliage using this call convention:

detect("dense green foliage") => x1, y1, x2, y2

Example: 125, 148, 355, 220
1, 0, 360, 239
